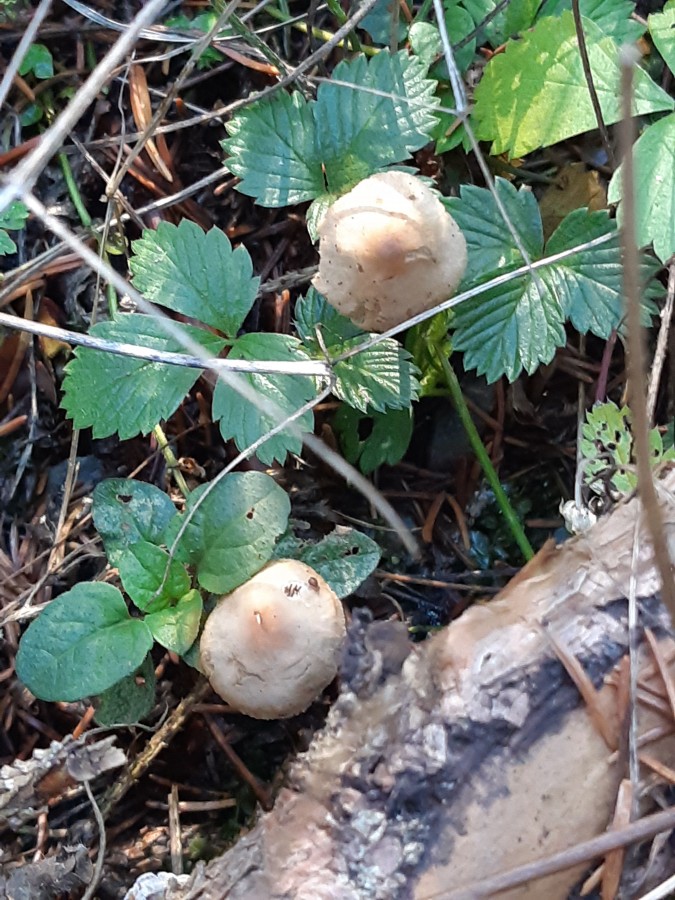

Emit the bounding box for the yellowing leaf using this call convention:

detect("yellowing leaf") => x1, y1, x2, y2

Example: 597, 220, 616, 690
473, 11, 673, 158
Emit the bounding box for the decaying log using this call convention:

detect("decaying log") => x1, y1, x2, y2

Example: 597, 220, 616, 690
167, 470, 675, 900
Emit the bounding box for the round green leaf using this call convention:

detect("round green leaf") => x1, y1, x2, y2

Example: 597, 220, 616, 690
145, 590, 203, 656
168, 471, 290, 594
93, 479, 177, 565
118, 541, 190, 612
16, 583, 153, 702
94, 654, 156, 726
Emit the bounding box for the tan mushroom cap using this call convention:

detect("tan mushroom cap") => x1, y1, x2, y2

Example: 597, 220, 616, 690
313, 170, 468, 332
199, 560, 346, 719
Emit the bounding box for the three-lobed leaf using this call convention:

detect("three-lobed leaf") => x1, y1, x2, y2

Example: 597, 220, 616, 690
223, 51, 439, 207
447, 179, 638, 382
129, 220, 259, 335
61, 313, 226, 439
16, 583, 153, 702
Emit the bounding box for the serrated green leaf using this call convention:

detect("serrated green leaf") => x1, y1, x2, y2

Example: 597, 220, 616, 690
224, 91, 324, 206
409, 22, 442, 69
223, 51, 438, 207
539, 209, 624, 337
16, 583, 153, 702
117, 541, 190, 612
454, 277, 565, 382
581, 401, 675, 499
93, 479, 178, 566
18, 43, 53, 79
650, 7, 675, 75
473, 12, 673, 158
61, 313, 226, 439
449, 181, 638, 382
538, 0, 645, 44
145, 589, 202, 656
608, 113, 675, 263
296, 289, 419, 412
94, 654, 156, 726
444, 180, 543, 283
166, 471, 290, 594
129, 221, 258, 335
333, 405, 413, 474
212, 333, 317, 465
315, 52, 439, 195
333, 337, 419, 412
295, 288, 363, 345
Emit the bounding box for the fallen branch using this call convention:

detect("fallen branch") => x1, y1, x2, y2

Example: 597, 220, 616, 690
164, 468, 675, 900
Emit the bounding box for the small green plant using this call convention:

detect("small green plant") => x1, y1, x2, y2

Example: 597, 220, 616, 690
15, 473, 380, 723
16, 43, 55, 126
581, 401, 675, 499
61, 224, 418, 464
20, 0, 675, 718
0, 200, 28, 256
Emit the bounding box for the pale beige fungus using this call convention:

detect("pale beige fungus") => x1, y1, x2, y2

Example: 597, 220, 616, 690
199, 560, 346, 719
313, 171, 467, 332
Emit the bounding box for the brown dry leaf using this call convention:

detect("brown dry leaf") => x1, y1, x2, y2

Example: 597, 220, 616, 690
37, 297, 70, 359
540, 162, 606, 239
129, 63, 174, 184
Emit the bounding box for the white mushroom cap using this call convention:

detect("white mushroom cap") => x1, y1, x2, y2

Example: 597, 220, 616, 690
199, 560, 346, 719
313, 170, 467, 332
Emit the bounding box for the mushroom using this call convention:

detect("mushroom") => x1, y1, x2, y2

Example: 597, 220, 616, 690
313, 170, 467, 332
199, 560, 346, 719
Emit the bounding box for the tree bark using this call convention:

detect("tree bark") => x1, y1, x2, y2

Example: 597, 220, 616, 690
168, 470, 675, 900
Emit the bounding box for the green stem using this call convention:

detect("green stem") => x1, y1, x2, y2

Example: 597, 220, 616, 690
325, 0, 348, 25
434, 346, 534, 562
264, 5, 371, 54
414, 0, 434, 22
58, 151, 92, 228
153, 425, 190, 498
